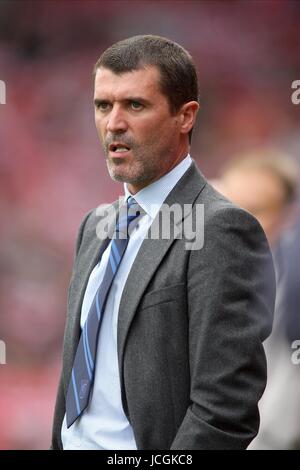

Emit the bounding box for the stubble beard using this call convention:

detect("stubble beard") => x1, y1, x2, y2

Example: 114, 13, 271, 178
101, 128, 178, 188
104, 140, 173, 187
106, 151, 160, 186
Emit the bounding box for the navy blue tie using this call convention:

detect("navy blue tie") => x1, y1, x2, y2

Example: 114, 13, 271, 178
66, 196, 142, 428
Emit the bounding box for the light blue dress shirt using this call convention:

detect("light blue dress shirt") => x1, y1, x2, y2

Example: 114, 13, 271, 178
61, 154, 192, 449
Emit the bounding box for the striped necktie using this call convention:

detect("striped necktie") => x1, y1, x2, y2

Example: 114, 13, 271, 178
66, 196, 142, 428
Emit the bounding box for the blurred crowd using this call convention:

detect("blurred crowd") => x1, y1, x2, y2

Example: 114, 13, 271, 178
0, 0, 300, 449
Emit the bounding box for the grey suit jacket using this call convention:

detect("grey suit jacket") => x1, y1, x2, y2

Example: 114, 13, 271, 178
51, 161, 275, 450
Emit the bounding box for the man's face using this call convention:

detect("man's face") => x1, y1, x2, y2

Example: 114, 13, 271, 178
94, 66, 188, 193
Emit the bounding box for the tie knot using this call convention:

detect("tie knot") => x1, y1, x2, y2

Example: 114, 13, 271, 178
127, 196, 141, 218
115, 197, 143, 238
127, 195, 136, 207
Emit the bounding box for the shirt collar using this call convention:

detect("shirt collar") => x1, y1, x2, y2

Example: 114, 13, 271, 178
124, 154, 192, 220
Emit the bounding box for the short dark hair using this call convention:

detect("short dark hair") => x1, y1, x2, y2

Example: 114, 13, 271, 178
93, 35, 199, 142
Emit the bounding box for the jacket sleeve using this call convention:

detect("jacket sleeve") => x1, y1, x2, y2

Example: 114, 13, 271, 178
51, 209, 93, 450
171, 206, 276, 450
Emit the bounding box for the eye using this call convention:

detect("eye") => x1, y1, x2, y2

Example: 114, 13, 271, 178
130, 101, 143, 110
95, 101, 110, 111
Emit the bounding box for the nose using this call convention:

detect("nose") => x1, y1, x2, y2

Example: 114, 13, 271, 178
106, 105, 128, 133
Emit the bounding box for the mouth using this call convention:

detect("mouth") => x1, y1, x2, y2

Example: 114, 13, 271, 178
108, 142, 131, 156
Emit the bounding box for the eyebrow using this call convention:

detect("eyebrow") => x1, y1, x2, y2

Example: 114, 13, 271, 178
93, 97, 152, 106
94, 98, 104, 106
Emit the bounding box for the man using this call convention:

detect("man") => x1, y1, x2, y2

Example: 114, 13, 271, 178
51, 35, 275, 450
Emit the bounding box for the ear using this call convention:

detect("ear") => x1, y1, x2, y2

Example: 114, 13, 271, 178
179, 101, 200, 136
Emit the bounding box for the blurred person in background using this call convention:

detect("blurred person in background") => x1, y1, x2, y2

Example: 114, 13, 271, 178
51, 35, 275, 450
283, 219, 300, 347
213, 149, 300, 449
213, 149, 298, 247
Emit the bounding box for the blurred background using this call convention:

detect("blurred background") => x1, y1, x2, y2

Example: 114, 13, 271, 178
0, 0, 300, 449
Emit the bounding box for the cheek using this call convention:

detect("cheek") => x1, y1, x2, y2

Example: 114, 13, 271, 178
141, 116, 174, 142
157, 111, 178, 134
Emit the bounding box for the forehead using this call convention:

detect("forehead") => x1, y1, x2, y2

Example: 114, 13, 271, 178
94, 66, 163, 99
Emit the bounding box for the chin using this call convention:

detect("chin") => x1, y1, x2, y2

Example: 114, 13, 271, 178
108, 168, 132, 183
107, 162, 150, 187
109, 171, 127, 183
